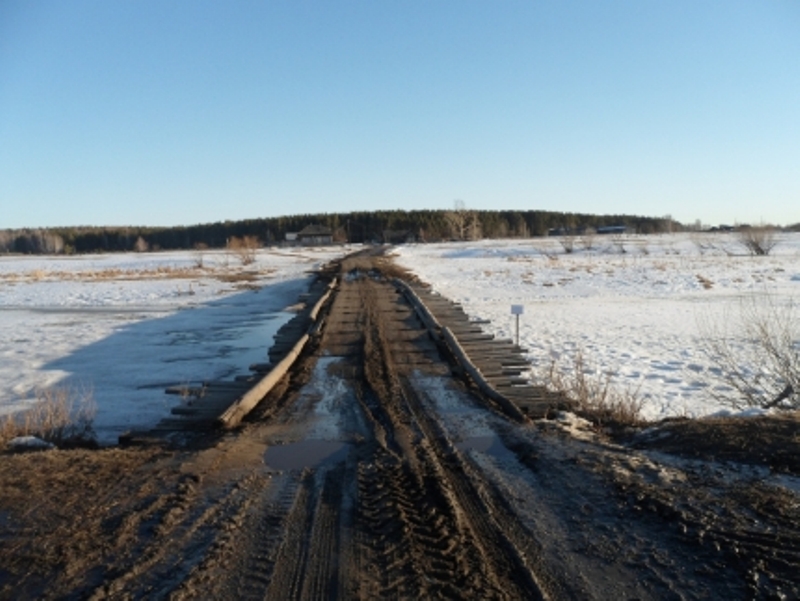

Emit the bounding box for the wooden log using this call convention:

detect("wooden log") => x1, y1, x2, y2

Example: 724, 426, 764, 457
441, 326, 526, 423
218, 333, 310, 428
450, 333, 494, 341
394, 279, 443, 333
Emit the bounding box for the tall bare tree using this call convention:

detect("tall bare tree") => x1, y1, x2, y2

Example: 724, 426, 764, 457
444, 200, 480, 241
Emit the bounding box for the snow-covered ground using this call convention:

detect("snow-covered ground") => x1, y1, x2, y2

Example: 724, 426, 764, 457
3, 233, 798, 444
394, 232, 800, 421
0, 246, 351, 443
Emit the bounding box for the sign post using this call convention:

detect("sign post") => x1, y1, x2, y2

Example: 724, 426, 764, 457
510, 305, 524, 346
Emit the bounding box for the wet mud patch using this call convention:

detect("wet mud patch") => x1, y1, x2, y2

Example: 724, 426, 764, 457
455, 435, 518, 464
0, 446, 173, 597
4, 250, 800, 600
264, 440, 350, 471
628, 412, 800, 474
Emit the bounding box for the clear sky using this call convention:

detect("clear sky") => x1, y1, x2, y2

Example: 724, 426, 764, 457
1, 1, 798, 229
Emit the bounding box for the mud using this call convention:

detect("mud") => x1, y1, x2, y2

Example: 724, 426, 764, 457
1, 250, 798, 600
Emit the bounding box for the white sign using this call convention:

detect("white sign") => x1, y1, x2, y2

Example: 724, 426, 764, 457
511, 304, 524, 315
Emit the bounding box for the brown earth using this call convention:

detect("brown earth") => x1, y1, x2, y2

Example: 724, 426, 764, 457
628, 412, 800, 474
0, 252, 798, 600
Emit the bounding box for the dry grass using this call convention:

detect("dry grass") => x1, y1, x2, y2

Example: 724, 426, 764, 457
215, 271, 261, 283
1, 262, 280, 285
227, 235, 260, 265
696, 274, 714, 290
2, 265, 204, 283
0, 385, 96, 449
533, 350, 645, 429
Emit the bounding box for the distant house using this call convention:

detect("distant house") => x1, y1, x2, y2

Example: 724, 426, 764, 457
596, 225, 627, 235
297, 224, 333, 246
382, 230, 416, 244
285, 232, 298, 242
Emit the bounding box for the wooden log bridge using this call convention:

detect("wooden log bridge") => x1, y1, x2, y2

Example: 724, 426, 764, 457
120, 261, 569, 445
394, 279, 570, 419
119, 274, 338, 444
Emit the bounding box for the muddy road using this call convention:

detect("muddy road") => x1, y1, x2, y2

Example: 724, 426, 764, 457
1, 253, 799, 600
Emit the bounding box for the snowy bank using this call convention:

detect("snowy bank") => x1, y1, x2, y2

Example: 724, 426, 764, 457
0, 246, 351, 443
394, 232, 800, 421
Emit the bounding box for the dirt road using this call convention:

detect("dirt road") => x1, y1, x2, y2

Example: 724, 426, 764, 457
1, 253, 799, 599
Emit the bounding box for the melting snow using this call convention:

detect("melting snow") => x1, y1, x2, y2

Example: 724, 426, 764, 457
0, 246, 351, 443
395, 232, 800, 421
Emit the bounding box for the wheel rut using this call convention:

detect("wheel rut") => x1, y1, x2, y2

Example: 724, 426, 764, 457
3, 250, 799, 600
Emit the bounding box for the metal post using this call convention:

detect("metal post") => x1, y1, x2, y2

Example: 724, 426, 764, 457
511, 304, 524, 347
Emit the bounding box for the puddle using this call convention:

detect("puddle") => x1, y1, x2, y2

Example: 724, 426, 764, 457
264, 440, 350, 470
226, 314, 290, 366
158, 312, 291, 376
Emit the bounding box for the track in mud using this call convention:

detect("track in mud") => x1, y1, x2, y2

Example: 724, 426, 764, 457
178, 256, 550, 600
1, 252, 799, 600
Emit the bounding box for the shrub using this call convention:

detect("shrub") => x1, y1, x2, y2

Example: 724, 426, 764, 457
698, 292, 799, 410
580, 228, 596, 251
559, 235, 575, 254
0, 385, 96, 448
533, 349, 644, 429
227, 236, 260, 265
738, 225, 779, 256
613, 235, 627, 254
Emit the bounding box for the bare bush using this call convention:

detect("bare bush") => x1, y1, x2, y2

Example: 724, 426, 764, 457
738, 225, 779, 256
610, 234, 626, 254
0, 385, 96, 448
698, 292, 799, 410
559, 235, 575, 254
227, 235, 260, 265
193, 242, 208, 268
532, 349, 644, 428
580, 229, 596, 251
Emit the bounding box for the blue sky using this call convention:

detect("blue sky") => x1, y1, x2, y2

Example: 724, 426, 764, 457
1, 1, 798, 229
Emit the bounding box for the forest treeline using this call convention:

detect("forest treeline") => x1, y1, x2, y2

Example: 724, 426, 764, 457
1, 209, 680, 254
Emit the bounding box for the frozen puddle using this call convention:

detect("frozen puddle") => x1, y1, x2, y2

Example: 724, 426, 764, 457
264, 440, 350, 470
0, 247, 353, 443
0, 292, 296, 444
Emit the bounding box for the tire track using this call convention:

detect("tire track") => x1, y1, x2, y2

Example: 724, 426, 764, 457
8, 250, 798, 600
351, 275, 548, 600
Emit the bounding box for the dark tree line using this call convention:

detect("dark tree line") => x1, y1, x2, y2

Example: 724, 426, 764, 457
0, 210, 679, 254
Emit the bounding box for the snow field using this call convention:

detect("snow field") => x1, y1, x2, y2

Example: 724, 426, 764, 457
2, 232, 798, 445
0, 246, 351, 443
394, 232, 800, 421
